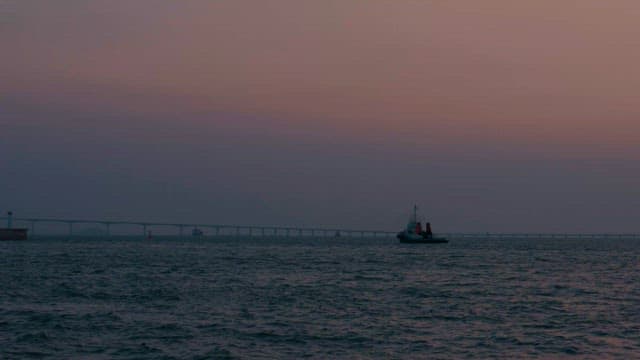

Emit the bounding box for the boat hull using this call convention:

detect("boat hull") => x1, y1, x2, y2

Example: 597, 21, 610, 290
0, 228, 28, 241
399, 237, 448, 244
397, 232, 448, 244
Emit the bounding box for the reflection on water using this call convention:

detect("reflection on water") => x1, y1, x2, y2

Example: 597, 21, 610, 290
1, 236, 639, 358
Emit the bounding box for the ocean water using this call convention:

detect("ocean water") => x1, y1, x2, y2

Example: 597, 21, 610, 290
1, 236, 639, 359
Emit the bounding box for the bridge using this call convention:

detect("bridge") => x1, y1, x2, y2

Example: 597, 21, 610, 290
2, 214, 640, 240
0, 215, 396, 238
440, 232, 640, 239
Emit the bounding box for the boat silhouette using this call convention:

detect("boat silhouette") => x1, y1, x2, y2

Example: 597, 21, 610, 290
397, 206, 448, 243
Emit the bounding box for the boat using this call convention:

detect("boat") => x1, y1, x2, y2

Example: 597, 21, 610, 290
0, 228, 28, 241
1, 212, 27, 240
397, 206, 448, 243
192, 227, 204, 237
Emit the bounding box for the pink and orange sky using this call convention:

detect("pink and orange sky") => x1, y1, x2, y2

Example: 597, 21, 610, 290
2, 1, 640, 231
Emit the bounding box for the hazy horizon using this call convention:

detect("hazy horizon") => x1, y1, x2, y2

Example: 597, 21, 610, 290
2, 1, 640, 232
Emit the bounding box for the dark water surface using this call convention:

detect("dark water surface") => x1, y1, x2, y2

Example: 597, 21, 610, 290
1, 236, 639, 359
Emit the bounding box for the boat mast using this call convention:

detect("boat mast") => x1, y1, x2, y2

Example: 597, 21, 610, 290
413, 205, 418, 223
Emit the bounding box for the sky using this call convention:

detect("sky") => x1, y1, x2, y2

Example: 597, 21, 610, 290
2, 0, 640, 232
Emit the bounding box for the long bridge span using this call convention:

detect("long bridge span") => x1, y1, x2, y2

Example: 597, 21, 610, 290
2, 215, 640, 240
1, 215, 396, 238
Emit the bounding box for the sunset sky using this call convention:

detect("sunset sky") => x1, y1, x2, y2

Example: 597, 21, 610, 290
2, 1, 640, 232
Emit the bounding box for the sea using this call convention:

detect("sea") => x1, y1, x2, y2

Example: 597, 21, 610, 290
1, 236, 639, 359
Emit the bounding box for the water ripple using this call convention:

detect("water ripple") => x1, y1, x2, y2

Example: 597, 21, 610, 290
1, 236, 639, 358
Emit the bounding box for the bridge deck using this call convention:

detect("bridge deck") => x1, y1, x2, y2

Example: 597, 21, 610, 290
1, 217, 639, 239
